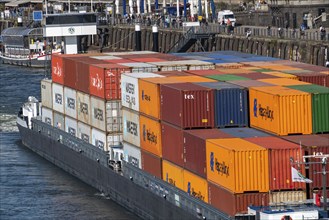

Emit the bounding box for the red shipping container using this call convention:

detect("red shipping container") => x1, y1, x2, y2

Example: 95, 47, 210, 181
160, 83, 215, 129
141, 149, 162, 179
63, 56, 82, 90
234, 72, 280, 80
295, 72, 329, 87
155, 70, 191, 77
187, 69, 227, 76
183, 129, 233, 178
281, 134, 329, 189
208, 181, 269, 217
245, 136, 306, 191
89, 63, 131, 100
161, 122, 184, 167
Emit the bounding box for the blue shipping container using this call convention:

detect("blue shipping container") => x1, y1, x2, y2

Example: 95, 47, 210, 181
195, 82, 249, 128
219, 127, 272, 138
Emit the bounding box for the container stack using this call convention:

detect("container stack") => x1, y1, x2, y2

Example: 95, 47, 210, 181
45, 51, 329, 218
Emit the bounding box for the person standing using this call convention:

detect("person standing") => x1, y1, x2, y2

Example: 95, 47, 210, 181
320, 25, 326, 40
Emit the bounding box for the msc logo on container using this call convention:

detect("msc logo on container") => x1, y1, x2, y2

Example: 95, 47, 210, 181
91, 74, 103, 91
68, 127, 76, 136
126, 120, 138, 136
93, 108, 104, 121
253, 98, 274, 120
210, 152, 229, 176
81, 134, 89, 143
128, 155, 139, 167
67, 98, 75, 110
80, 103, 89, 114
55, 94, 62, 105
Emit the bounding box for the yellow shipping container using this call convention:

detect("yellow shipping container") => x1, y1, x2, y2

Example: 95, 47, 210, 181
183, 169, 209, 203
206, 138, 269, 193
263, 71, 298, 80
249, 86, 312, 135
139, 76, 216, 119
162, 160, 184, 190
139, 115, 162, 157
258, 78, 310, 86
215, 68, 253, 74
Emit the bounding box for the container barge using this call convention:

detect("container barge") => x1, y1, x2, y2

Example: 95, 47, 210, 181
17, 51, 329, 219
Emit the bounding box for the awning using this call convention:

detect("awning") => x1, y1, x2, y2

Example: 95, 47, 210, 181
5, 0, 42, 7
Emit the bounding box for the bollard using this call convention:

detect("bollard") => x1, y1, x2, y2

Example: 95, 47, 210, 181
152, 25, 159, 52
135, 23, 141, 51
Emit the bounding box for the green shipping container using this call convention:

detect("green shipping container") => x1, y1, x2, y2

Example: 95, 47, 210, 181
287, 84, 329, 133
206, 74, 249, 81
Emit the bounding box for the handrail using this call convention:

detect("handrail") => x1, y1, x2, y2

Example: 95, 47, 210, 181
167, 26, 196, 53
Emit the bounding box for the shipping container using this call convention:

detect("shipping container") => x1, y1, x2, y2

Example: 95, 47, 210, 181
141, 149, 162, 179
149, 61, 188, 71
121, 72, 164, 112
155, 70, 191, 77
140, 115, 162, 157
206, 74, 250, 82
183, 169, 208, 203
139, 76, 216, 120
206, 138, 269, 193
90, 96, 106, 131
89, 63, 131, 100
208, 181, 269, 217
64, 87, 77, 119
281, 134, 329, 190
42, 107, 53, 126
258, 78, 310, 86
244, 136, 306, 191
65, 115, 77, 137
122, 107, 140, 147
183, 129, 234, 178
195, 82, 249, 128
286, 84, 329, 133
123, 141, 141, 168
106, 100, 122, 132
187, 69, 227, 77
227, 80, 274, 88
294, 72, 329, 87
77, 121, 91, 144
41, 79, 52, 109
53, 111, 64, 130
128, 57, 166, 63
249, 86, 312, 135
120, 62, 158, 73
160, 83, 215, 129
63, 56, 79, 89
188, 60, 215, 70
269, 191, 306, 205
234, 72, 280, 80
263, 71, 298, 80
219, 127, 271, 138
51, 53, 64, 85
162, 160, 184, 190
91, 127, 107, 151
52, 83, 64, 114
77, 91, 91, 125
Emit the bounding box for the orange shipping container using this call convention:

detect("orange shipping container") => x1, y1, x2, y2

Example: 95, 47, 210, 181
258, 78, 310, 86
183, 169, 208, 203
249, 86, 312, 135
162, 160, 184, 190
263, 71, 298, 80
206, 138, 269, 193
139, 115, 162, 157
139, 76, 216, 120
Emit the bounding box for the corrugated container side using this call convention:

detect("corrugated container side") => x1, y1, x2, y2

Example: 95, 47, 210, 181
77, 121, 91, 144
183, 129, 234, 178
206, 138, 269, 193
286, 84, 329, 134
160, 83, 215, 129
208, 182, 269, 217
53, 111, 64, 130
162, 160, 184, 190
206, 74, 250, 82
296, 73, 329, 87
122, 107, 140, 147
42, 107, 53, 126
281, 134, 329, 190
106, 100, 122, 133
41, 79, 52, 109
123, 141, 142, 169
91, 127, 107, 151
244, 136, 306, 190
219, 127, 271, 138
141, 149, 162, 179
249, 86, 312, 135
140, 115, 162, 157
63, 57, 78, 90
52, 83, 64, 114
64, 87, 77, 119
77, 91, 91, 125
186, 69, 227, 76
65, 116, 77, 137
258, 78, 310, 86
269, 191, 306, 204
234, 72, 280, 80
227, 80, 274, 88
90, 96, 106, 131
183, 169, 209, 203
161, 122, 184, 167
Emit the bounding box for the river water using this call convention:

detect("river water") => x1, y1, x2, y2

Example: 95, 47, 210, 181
0, 64, 140, 220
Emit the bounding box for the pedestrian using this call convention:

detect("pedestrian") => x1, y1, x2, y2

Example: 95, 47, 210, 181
267, 25, 271, 36
320, 25, 326, 40
246, 29, 252, 39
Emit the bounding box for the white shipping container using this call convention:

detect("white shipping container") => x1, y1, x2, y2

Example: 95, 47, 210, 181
122, 107, 140, 147
78, 121, 91, 144
53, 111, 64, 130
106, 100, 122, 132
42, 107, 53, 126
65, 116, 77, 137
91, 127, 107, 151
121, 62, 158, 73
123, 141, 141, 168
188, 60, 215, 70
121, 72, 163, 112
41, 79, 52, 109
52, 83, 64, 114
64, 87, 77, 119
150, 61, 188, 71
90, 96, 106, 131
77, 91, 91, 125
